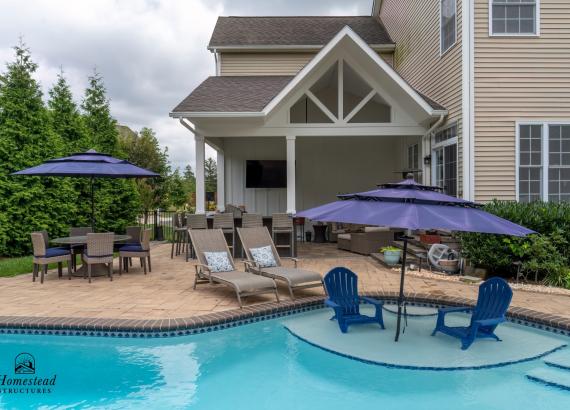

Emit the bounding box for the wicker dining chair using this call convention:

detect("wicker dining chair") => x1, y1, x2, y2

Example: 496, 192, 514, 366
119, 229, 152, 275
69, 226, 92, 272
186, 213, 208, 261
213, 213, 236, 257
31, 232, 72, 284
82, 233, 114, 283
272, 213, 294, 257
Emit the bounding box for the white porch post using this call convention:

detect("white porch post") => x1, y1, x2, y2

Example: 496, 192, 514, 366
216, 149, 225, 212
195, 135, 206, 214
286, 135, 296, 214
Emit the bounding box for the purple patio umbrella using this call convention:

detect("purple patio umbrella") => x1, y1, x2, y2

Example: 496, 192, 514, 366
12, 149, 160, 230
297, 175, 534, 342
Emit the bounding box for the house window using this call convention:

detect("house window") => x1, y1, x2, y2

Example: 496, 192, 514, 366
408, 143, 419, 170
517, 123, 570, 202
490, 0, 539, 36
433, 125, 458, 196
440, 0, 457, 54
518, 124, 542, 202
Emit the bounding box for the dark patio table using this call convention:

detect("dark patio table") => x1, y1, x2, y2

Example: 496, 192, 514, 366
52, 234, 130, 277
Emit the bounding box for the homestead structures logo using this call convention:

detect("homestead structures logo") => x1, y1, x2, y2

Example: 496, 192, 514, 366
1, 353, 56, 394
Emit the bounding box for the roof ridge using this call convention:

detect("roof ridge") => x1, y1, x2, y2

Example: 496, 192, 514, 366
218, 15, 374, 19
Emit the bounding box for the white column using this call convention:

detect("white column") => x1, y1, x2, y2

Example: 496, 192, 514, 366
195, 135, 206, 214
216, 149, 225, 212
286, 135, 296, 215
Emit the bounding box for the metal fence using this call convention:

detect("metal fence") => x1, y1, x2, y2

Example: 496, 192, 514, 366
137, 210, 179, 241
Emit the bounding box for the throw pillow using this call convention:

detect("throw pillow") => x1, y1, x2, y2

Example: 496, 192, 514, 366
250, 245, 277, 268
204, 251, 233, 272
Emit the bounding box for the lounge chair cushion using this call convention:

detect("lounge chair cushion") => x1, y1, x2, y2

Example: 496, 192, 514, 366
211, 270, 276, 292
250, 245, 277, 268
204, 251, 234, 272
261, 267, 322, 286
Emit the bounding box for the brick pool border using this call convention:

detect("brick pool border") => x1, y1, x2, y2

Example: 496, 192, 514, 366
0, 292, 569, 338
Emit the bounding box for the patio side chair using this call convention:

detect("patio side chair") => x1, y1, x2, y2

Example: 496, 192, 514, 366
186, 213, 208, 261
242, 213, 263, 228
272, 213, 294, 257
213, 213, 236, 257
82, 232, 114, 283
119, 229, 152, 275
69, 227, 92, 272
31, 232, 72, 284
119, 226, 143, 270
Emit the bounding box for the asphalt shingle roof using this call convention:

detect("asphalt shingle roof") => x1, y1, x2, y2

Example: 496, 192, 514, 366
171, 76, 293, 113
171, 76, 446, 114
208, 16, 394, 48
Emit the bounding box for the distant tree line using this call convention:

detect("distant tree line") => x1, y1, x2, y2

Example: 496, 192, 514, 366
0, 42, 199, 256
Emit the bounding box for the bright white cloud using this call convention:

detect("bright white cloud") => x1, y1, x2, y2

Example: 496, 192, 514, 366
0, 0, 371, 170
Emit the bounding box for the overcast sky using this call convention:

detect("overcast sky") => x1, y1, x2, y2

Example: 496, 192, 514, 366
0, 0, 372, 171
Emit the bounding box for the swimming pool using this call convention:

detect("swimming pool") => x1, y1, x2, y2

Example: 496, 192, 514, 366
1, 306, 569, 409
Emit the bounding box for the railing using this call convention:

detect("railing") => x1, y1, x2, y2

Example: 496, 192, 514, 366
137, 210, 179, 241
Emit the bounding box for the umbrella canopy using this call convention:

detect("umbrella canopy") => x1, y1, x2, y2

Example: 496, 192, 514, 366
297, 175, 535, 341
11, 149, 159, 178
12, 149, 160, 230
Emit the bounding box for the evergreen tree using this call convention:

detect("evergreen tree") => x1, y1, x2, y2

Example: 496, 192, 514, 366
47, 70, 91, 227
205, 158, 217, 193
80, 70, 140, 232
0, 43, 76, 255
48, 69, 88, 153
167, 168, 187, 210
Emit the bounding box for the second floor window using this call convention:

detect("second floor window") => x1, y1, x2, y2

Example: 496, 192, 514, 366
491, 0, 538, 35
440, 0, 456, 54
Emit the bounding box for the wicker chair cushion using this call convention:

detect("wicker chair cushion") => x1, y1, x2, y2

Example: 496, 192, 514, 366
120, 245, 145, 252
250, 245, 277, 268
40, 248, 70, 258
204, 251, 234, 272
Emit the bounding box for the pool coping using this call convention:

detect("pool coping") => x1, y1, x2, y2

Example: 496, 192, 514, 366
1, 292, 569, 338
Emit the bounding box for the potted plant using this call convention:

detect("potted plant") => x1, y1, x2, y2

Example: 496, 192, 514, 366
381, 246, 402, 266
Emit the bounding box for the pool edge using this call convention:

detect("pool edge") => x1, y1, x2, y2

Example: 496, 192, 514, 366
0, 292, 569, 338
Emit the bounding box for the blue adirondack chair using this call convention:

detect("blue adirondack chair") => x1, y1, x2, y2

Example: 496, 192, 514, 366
324, 267, 385, 333
431, 277, 513, 350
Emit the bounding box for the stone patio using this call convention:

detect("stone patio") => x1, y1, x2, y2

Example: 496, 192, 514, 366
0, 242, 568, 324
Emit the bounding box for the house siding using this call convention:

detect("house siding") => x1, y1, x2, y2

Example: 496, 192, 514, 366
380, 0, 464, 196
474, 0, 570, 202
219, 52, 394, 76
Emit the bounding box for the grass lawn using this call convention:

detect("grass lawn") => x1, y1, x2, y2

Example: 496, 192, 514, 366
0, 256, 71, 278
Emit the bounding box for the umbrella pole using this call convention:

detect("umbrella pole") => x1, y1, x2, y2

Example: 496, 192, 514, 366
90, 177, 95, 232
394, 235, 409, 342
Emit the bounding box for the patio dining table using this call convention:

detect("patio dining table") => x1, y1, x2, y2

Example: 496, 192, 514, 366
52, 234, 130, 277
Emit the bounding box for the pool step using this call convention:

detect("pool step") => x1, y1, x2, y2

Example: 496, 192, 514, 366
526, 368, 570, 391
544, 350, 570, 371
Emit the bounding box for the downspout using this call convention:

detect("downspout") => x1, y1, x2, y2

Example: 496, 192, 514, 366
423, 114, 446, 185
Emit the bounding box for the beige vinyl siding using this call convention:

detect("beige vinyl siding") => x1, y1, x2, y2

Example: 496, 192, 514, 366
474, 0, 570, 202
380, 0, 463, 195
219, 52, 395, 76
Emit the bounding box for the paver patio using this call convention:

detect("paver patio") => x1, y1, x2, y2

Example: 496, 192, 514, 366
0, 243, 568, 321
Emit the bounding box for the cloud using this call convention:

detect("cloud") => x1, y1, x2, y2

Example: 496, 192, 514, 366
0, 0, 372, 170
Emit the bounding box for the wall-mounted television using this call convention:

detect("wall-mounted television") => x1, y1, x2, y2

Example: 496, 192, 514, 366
246, 160, 287, 188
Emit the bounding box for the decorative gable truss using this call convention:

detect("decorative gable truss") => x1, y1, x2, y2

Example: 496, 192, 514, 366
289, 60, 392, 124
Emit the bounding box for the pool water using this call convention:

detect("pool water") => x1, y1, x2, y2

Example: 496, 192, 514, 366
0, 308, 568, 409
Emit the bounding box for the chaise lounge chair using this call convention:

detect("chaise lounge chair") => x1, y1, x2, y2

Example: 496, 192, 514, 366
189, 229, 280, 308
237, 226, 324, 299
431, 277, 513, 350
324, 267, 385, 333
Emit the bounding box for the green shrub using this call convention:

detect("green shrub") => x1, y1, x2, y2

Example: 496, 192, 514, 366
459, 200, 570, 288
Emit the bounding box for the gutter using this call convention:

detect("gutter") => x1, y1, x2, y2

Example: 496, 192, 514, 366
208, 44, 396, 53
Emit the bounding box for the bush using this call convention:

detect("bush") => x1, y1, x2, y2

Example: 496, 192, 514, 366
459, 200, 570, 288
